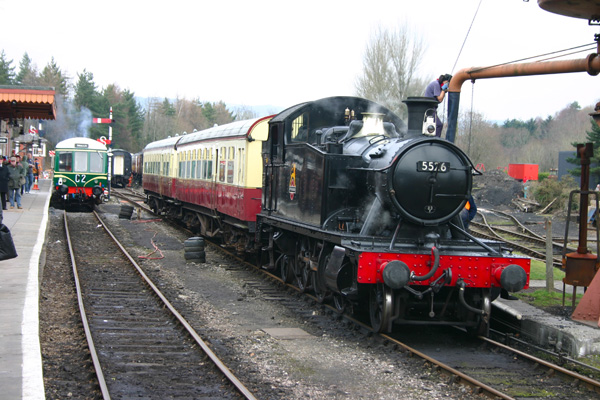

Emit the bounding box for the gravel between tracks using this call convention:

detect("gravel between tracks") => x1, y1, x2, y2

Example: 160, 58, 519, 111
40, 204, 481, 400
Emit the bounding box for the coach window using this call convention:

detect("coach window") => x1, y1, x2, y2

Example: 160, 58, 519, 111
237, 148, 245, 184
207, 149, 213, 180
227, 146, 234, 184
192, 151, 197, 179
197, 148, 203, 179
218, 147, 226, 182
186, 151, 191, 179
58, 152, 72, 172
89, 152, 104, 173
201, 149, 207, 179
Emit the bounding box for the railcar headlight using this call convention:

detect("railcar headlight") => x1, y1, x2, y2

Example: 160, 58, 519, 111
59, 184, 69, 195
92, 186, 103, 197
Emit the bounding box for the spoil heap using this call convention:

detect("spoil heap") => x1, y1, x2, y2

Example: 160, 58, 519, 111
472, 169, 524, 210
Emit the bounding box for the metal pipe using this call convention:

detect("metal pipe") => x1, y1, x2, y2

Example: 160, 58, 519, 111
446, 53, 600, 142
411, 246, 440, 281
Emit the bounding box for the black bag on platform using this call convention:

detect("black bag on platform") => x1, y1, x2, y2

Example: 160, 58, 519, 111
0, 224, 17, 260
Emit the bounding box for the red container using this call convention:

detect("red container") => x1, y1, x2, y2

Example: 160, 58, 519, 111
508, 164, 538, 182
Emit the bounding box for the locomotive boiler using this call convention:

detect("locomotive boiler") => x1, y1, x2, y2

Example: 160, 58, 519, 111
260, 96, 529, 334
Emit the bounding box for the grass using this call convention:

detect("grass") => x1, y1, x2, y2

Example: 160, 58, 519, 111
515, 289, 581, 308
515, 259, 584, 307
528, 259, 565, 281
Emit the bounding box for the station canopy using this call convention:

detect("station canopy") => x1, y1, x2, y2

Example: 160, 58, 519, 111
0, 85, 56, 121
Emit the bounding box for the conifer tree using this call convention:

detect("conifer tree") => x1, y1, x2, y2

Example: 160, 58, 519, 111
0, 50, 16, 84
39, 57, 69, 95
16, 53, 38, 85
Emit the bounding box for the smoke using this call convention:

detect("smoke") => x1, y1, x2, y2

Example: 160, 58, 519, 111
42, 97, 93, 145
359, 195, 395, 236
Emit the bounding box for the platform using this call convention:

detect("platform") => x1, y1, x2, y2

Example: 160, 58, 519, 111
0, 179, 51, 400
495, 279, 600, 357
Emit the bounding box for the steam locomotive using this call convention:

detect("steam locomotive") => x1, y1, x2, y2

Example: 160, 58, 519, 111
142, 96, 529, 335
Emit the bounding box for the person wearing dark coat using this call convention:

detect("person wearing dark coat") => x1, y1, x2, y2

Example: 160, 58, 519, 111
7, 156, 25, 209
0, 157, 9, 210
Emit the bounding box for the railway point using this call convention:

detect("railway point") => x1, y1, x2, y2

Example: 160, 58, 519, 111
2, 178, 600, 399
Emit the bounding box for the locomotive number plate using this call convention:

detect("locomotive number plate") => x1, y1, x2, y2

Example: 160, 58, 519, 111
417, 161, 449, 172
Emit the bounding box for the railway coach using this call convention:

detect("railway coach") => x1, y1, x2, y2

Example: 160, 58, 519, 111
142, 116, 272, 251
110, 149, 132, 188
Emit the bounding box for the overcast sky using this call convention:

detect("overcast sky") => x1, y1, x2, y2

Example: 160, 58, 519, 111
2, 0, 599, 122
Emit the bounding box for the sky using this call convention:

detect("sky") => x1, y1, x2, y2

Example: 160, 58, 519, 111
1, 0, 599, 122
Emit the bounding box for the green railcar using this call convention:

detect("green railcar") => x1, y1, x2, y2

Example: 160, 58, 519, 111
52, 137, 108, 206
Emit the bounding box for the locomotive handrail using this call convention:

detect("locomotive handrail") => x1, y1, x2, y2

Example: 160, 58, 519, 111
449, 221, 502, 256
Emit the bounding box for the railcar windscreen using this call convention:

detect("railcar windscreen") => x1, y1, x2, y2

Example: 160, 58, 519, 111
90, 152, 105, 173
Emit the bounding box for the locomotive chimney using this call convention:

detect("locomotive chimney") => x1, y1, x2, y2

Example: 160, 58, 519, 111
403, 97, 441, 138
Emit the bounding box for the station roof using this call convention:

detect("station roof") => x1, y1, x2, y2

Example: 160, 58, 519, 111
0, 85, 57, 121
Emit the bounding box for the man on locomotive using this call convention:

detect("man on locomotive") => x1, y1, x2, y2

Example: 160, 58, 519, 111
423, 73, 452, 138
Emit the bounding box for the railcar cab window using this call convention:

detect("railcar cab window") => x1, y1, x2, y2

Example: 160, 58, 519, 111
58, 153, 73, 172
89, 152, 104, 173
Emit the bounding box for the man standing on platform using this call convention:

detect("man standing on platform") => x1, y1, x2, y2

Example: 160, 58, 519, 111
24, 153, 34, 193
7, 157, 25, 209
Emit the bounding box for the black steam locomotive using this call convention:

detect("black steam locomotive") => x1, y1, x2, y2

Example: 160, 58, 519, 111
259, 96, 529, 335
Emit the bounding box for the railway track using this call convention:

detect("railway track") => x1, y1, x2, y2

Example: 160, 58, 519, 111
64, 210, 256, 399
470, 209, 575, 269
107, 191, 600, 398
386, 327, 600, 399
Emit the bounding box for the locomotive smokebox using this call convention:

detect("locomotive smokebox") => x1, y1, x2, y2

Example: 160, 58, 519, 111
403, 97, 441, 138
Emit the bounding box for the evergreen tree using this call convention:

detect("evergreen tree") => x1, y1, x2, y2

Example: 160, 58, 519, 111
39, 57, 69, 95
161, 98, 176, 116
15, 53, 38, 85
0, 50, 16, 84
108, 88, 145, 151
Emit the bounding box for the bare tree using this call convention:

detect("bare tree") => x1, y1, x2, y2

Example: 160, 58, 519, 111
355, 25, 428, 118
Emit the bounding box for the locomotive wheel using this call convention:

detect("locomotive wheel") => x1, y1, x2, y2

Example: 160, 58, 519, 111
369, 283, 394, 333
314, 246, 332, 303
332, 294, 346, 314
466, 289, 491, 337
295, 261, 311, 293
314, 276, 329, 304
279, 255, 294, 284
